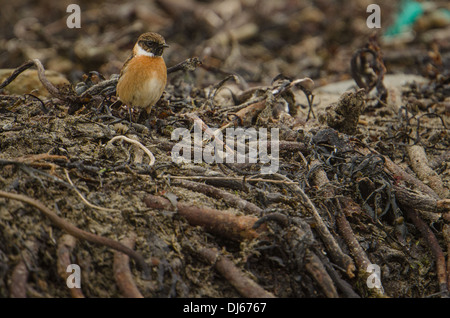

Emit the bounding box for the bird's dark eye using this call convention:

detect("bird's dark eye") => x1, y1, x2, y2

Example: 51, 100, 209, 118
146, 41, 156, 47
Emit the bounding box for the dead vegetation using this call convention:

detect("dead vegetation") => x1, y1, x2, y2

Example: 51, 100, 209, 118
0, 0, 449, 298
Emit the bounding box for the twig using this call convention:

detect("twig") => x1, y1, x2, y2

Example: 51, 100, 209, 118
304, 249, 339, 298
167, 57, 202, 74
113, 234, 144, 298
314, 248, 361, 298
404, 207, 449, 296
0, 60, 35, 90
170, 179, 262, 215
308, 157, 385, 294
197, 246, 275, 298
107, 135, 155, 166
308, 159, 385, 295
185, 112, 236, 157
0, 59, 86, 113
0, 190, 150, 278
143, 194, 264, 241
9, 239, 39, 298
335, 199, 386, 297
80, 78, 118, 98
227, 100, 266, 126
64, 169, 120, 213
393, 186, 450, 213
57, 234, 85, 298
274, 173, 356, 278
406, 145, 448, 199
355, 143, 440, 200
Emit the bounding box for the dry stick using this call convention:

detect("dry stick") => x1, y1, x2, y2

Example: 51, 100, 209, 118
64, 169, 120, 213
107, 135, 155, 167
0, 60, 35, 90
0, 59, 81, 105
314, 249, 361, 298
167, 57, 202, 74
335, 202, 386, 298
57, 234, 85, 298
198, 247, 275, 298
359, 140, 450, 294
406, 145, 449, 199
9, 239, 39, 298
393, 185, 450, 213
304, 249, 339, 298
143, 194, 264, 241
170, 179, 262, 215
228, 100, 267, 126
0, 191, 150, 277
308, 160, 385, 296
33, 59, 62, 97
185, 112, 236, 157
113, 234, 144, 298
356, 144, 439, 200
10, 260, 29, 298
274, 173, 356, 278
404, 207, 449, 296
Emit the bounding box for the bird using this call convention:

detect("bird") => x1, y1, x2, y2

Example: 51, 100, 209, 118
116, 32, 169, 120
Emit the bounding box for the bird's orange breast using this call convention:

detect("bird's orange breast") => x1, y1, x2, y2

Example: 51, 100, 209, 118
117, 56, 167, 113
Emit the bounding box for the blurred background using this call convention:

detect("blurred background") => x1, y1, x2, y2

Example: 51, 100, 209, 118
0, 0, 449, 86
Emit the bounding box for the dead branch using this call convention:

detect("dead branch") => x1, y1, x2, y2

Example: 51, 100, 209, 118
274, 173, 356, 278
0, 60, 35, 91
314, 249, 361, 298
170, 179, 262, 215
0, 190, 150, 278
113, 234, 144, 298
304, 249, 339, 298
185, 112, 236, 157
308, 159, 385, 296
57, 234, 85, 298
355, 143, 440, 200
0, 59, 64, 99
9, 239, 39, 298
393, 185, 450, 213
143, 194, 265, 241
197, 246, 275, 298
227, 100, 266, 126
335, 200, 386, 297
167, 57, 202, 74
107, 135, 155, 167
406, 145, 449, 199
10, 261, 29, 298
404, 207, 448, 296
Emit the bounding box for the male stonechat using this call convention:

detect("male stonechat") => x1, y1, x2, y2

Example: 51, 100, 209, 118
116, 32, 168, 119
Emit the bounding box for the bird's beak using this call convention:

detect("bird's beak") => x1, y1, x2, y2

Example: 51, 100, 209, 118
162, 43, 169, 48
